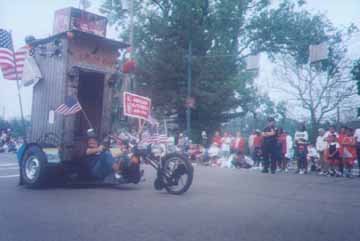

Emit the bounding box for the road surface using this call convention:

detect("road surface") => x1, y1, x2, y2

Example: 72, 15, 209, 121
1, 153, 359, 241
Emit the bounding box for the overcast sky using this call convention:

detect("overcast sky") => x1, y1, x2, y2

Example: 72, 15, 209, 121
0, 0, 359, 119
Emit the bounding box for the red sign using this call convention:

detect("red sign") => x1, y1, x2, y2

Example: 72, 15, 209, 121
53, 8, 107, 37
123, 92, 151, 120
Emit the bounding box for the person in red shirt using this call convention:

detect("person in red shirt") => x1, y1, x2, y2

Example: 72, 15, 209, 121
212, 131, 222, 147
277, 128, 287, 171
341, 128, 357, 177
231, 131, 248, 168
338, 126, 347, 175
252, 130, 263, 167
232, 131, 246, 154
325, 134, 341, 176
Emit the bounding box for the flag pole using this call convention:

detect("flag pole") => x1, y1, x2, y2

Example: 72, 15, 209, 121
78, 102, 93, 130
81, 109, 93, 130
9, 31, 26, 140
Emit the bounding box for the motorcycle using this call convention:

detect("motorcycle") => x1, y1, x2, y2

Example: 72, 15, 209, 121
19, 132, 194, 195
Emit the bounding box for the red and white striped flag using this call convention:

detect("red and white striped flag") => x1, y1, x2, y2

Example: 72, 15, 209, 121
55, 96, 82, 116
0, 29, 29, 80
140, 132, 169, 145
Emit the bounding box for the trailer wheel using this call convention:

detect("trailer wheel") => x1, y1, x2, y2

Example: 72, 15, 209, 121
21, 146, 48, 188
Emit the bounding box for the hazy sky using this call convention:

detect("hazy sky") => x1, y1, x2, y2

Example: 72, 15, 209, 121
0, 0, 359, 119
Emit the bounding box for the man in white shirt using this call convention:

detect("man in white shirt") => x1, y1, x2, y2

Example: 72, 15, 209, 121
316, 128, 328, 175
324, 126, 339, 141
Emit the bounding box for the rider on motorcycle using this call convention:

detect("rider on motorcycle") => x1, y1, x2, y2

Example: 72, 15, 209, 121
73, 130, 134, 181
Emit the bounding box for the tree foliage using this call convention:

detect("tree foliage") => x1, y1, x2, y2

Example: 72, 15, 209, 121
273, 28, 357, 141
0, 118, 30, 137
100, 0, 337, 138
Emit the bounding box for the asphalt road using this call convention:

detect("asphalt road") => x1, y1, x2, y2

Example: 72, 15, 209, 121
1, 153, 360, 241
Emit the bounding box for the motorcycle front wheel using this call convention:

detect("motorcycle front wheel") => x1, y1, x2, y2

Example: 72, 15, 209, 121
160, 153, 194, 195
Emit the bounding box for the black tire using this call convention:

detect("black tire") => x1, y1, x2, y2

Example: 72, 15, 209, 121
21, 145, 48, 188
161, 153, 193, 195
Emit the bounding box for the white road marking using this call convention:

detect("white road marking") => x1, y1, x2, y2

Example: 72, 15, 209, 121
0, 167, 19, 170
0, 163, 18, 167
0, 174, 19, 178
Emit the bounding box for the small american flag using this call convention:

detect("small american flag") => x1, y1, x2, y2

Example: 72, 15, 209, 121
140, 131, 169, 145
55, 96, 82, 116
0, 29, 29, 80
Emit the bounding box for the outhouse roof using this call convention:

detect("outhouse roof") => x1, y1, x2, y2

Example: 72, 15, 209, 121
29, 30, 130, 49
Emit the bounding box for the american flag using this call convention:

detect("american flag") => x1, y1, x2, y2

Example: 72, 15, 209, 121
0, 29, 29, 80
140, 131, 169, 145
55, 96, 82, 116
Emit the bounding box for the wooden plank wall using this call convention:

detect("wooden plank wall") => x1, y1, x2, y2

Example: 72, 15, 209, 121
67, 36, 118, 140
29, 37, 67, 143
29, 34, 121, 160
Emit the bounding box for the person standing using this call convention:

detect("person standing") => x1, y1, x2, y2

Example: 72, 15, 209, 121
201, 131, 209, 149
248, 131, 256, 158
316, 128, 328, 175
325, 134, 341, 177
261, 117, 277, 174
324, 126, 339, 141
231, 131, 246, 168
277, 128, 287, 171
294, 123, 309, 174
221, 132, 232, 166
342, 128, 357, 178
201, 130, 210, 164
338, 127, 347, 175
212, 131, 222, 146
177, 133, 186, 151
354, 127, 360, 177
253, 130, 263, 168
284, 131, 293, 172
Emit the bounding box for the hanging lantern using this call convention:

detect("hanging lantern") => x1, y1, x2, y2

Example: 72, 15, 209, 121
122, 59, 136, 73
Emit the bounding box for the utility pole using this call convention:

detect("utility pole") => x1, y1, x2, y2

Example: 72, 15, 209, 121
186, 39, 192, 138
9, 31, 26, 138
120, 0, 135, 91
129, 0, 135, 91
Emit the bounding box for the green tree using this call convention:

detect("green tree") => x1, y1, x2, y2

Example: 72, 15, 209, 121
0, 117, 30, 137
101, 0, 333, 139
351, 58, 360, 116
273, 25, 358, 142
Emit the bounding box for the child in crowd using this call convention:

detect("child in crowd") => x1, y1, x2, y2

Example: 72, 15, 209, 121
338, 127, 347, 174
296, 139, 308, 174
341, 128, 357, 178
294, 123, 309, 174
307, 144, 319, 172
277, 128, 287, 171
326, 134, 342, 177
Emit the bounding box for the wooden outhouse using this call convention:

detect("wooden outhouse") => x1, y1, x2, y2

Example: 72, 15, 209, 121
27, 7, 128, 159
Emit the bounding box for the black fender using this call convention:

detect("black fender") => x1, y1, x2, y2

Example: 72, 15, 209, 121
17, 143, 44, 166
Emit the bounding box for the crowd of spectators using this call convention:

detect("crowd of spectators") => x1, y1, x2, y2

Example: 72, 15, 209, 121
0, 128, 20, 153
183, 118, 360, 178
